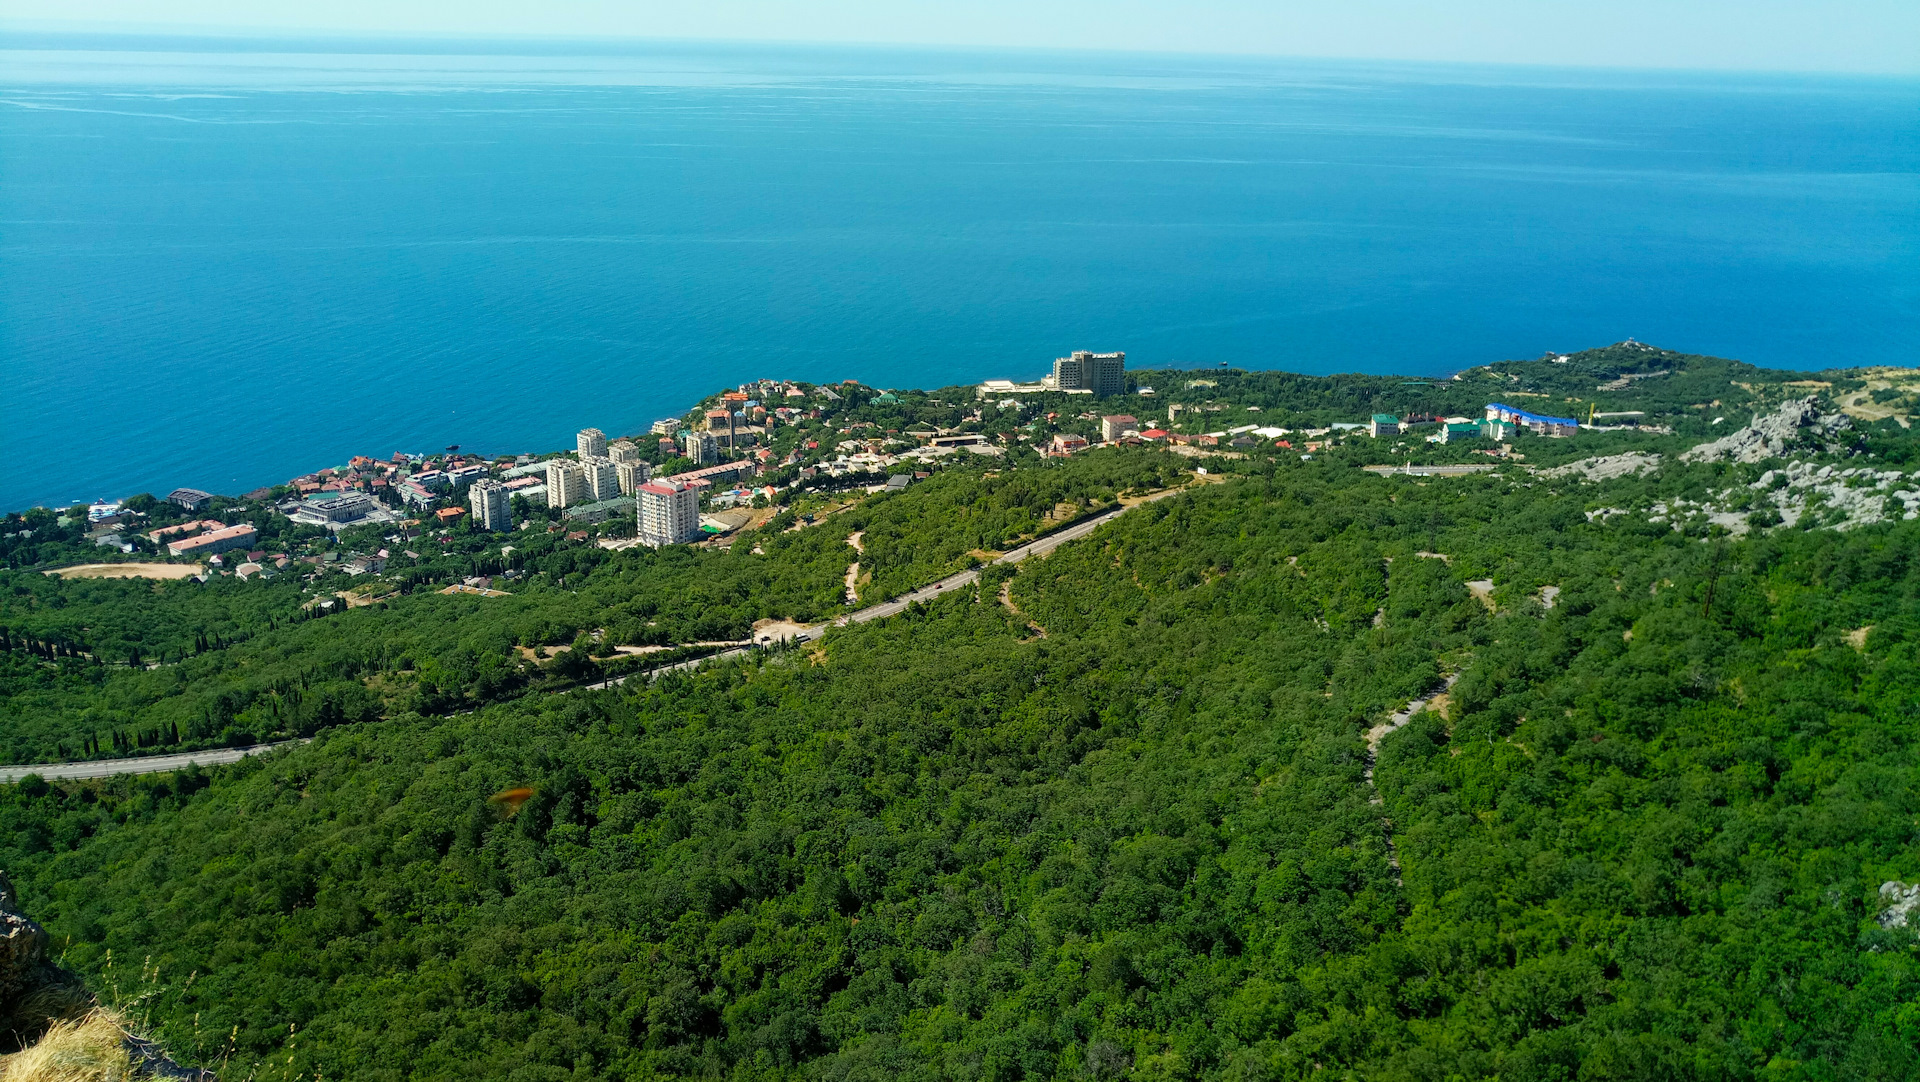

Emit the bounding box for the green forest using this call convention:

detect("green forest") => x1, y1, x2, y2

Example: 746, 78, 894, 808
4, 358, 1920, 1080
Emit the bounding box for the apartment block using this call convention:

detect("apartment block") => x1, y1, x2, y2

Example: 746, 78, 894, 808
581, 456, 622, 501
637, 480, 701, 547
615, 460, 652, 495
469, 479, 511, 531
545, 459, 587, 509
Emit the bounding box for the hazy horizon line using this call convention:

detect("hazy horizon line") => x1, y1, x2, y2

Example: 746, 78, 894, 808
5, 20, 1917, 81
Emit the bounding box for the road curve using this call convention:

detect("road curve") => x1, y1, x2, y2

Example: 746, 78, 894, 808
619, 484, 1195, 685
5, 484, 1204, 781
0, 741, 306, 784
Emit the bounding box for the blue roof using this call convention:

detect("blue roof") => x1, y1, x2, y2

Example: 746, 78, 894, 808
1487, 402, 1579, 427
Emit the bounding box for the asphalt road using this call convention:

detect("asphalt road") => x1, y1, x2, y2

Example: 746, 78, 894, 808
603, 486, 1193, 689
0, 741, 305, 784
10, 484, 1201, 779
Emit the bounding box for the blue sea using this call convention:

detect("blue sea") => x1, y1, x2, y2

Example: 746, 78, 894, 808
2, 35, 1916, 512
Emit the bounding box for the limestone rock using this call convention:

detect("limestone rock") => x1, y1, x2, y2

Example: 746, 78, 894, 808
1881, 880, 1920, 930
1682, 396, 1853, 464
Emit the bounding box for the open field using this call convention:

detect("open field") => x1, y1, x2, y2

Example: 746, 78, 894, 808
43, 562, 201, 580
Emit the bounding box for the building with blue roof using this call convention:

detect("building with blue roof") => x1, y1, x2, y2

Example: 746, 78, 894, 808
1485, 403, 1579, 437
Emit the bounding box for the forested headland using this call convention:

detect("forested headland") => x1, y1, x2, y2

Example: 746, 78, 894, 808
3, 347, 1919, 1081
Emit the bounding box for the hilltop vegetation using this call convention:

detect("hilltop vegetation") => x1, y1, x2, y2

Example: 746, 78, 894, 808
2, 348, 1920, 1080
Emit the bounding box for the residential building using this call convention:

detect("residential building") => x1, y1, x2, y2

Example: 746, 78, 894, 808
1439, 421, 1483, 444
577, 427, 608, 459
446, 464, 488, 486
1369, 414, 1401, 438
398, 481, 436, 509
651, 418, 680, 436
608, 439, 642, 465
293, 491, 376, 524
661, 460, 755, 487
581, 456, 622, 501
564, 497, 635, 525
167, 523, 257, 558
1100, 414, 1140, 442
1047, 433, 1090, 456
615, 460, 652, 495
410, 469, 449, 491
470, 479, 511, 531
545, 459, 587, 509
637, 480, 701, 547
1167, 403, 1185, 423
1053, 351, 1127, 397
167, 487, 213, 511
147, 519, 223, 543
687, 431, 720, 466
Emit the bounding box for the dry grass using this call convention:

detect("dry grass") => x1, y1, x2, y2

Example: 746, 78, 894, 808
0, 1010, 138, 1082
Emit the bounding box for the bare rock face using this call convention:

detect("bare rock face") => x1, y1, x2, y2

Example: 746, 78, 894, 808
0, 870, 214, 1080
1682, 396, 1853, 464
1882, 881, 1920, 930
1536, 451, 1662, 481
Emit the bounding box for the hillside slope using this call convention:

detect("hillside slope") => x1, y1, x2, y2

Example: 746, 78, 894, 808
3, 451, 1919, 1080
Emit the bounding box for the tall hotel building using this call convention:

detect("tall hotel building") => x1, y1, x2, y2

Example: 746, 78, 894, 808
1052, 350, 1127, 398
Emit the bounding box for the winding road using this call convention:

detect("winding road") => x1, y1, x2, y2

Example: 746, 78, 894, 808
8, 483, 1205, 781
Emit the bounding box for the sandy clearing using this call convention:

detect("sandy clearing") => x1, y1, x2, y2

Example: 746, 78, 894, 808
44, 562, 201, 580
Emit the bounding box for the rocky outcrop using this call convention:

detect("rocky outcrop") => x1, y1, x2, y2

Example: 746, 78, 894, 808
0, 871, 213, 1080
1882, 881, 1920, 930
1682, 396, 1853, 465
1536, 451, 1662, 481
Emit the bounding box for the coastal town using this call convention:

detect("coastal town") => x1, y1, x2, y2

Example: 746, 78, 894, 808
15, 345, 1683, 598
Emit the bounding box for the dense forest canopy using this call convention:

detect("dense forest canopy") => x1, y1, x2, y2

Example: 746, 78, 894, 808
3, 347, 1919, 1081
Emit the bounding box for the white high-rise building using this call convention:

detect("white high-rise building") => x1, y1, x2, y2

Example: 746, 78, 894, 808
576, 427, 608, 460
637, 480, 701, 547
581, 456, 622, 501
545, 459, 587, 509
608, 439, 641, 465
469, 479, 511, 531
615, 460, 652, 495
687, 431, 720, 465
1053, 350, 1127, 397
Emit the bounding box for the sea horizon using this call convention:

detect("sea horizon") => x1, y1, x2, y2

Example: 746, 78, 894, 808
4, 33, 1915, 512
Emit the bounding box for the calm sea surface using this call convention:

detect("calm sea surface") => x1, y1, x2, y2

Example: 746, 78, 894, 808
2, 37, 1916, 511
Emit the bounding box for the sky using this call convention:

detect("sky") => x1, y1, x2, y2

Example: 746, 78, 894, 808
4, 0, 1917, 75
